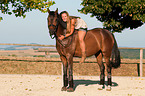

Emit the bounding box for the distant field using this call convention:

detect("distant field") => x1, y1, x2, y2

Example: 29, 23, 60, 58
0, 49, 46, 57
120, 49, 145, 59
0, 48, 145, 59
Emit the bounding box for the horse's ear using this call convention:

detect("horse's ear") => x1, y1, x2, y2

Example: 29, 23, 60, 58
48, 8, 50, 13
55, 8, 58, 13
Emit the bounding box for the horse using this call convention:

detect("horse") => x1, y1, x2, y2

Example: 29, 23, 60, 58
47, 8, 121, 92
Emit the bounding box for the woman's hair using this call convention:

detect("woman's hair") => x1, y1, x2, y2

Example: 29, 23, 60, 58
60, 11, 71, 33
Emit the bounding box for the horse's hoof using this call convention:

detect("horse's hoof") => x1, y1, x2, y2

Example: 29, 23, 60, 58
67, 88, 74, 92
106, 85, 111, 91
61, 86, 67, 91
98, 85, 104, 90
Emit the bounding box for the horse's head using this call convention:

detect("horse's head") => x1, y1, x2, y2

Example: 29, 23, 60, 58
47, 8, 59, 39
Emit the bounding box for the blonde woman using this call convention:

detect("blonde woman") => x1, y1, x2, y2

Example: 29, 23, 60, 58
58, 11, 87, 63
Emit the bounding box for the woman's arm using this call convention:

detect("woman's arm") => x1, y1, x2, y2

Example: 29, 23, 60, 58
59, 19, 75, 40
65, 19, 75, 37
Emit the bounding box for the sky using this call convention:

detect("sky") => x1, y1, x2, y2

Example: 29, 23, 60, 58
0, 0, 145, 48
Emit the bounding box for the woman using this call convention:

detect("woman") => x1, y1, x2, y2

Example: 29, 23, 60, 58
59, 11, 87, 63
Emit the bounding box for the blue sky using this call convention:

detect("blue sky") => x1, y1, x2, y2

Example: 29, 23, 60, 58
0, 0, 145, 48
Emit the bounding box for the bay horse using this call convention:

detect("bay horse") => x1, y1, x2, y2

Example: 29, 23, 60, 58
47, 9, 120, 92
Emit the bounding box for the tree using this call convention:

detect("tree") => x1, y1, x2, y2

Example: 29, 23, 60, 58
0, 0, 55, 21
79, 0, 145, 32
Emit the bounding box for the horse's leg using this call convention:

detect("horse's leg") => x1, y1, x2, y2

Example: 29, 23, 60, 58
66, 54, 74, 92
96, 53, 105, 90
60, 55, 68, 91
104, 56, 112, 91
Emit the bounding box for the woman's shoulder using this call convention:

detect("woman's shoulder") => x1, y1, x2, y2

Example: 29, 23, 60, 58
70, 18, 76, 24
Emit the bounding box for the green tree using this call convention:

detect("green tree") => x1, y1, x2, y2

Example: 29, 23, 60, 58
79, 0, 145, 32
0, 0, 55, 21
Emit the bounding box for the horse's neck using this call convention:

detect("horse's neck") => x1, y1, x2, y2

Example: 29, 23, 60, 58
56, 26, 78, 48
56, 24, 65, 36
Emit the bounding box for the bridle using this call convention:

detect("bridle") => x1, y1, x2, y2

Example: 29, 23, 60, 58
48, 13, 59, 39
48, 24, 57, 28
48, 23, 58, 39
48, 14, 73, 48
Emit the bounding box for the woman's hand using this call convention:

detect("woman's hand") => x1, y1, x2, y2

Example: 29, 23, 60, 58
58, 35, 65, 40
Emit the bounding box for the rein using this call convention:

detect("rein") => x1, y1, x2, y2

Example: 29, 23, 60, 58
55, 32, 74, 48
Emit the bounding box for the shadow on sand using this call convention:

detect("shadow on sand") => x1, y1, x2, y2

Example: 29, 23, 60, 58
74, 79, 118, 91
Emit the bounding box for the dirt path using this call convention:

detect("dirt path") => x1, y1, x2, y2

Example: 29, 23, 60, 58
0, 74, 145, 96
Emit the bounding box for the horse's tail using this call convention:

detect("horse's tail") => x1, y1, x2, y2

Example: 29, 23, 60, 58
111, 34, 121, 68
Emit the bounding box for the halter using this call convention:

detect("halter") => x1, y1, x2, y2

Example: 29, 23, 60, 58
48, 13, 73, 48
48, 24, 57, 28
48, 14, 59, 39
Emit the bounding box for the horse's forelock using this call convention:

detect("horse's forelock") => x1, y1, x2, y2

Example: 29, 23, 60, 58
49, 11, 55, 15
49, 11, 58, 17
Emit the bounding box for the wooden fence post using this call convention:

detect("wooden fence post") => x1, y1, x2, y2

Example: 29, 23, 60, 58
140, 49, 143, 77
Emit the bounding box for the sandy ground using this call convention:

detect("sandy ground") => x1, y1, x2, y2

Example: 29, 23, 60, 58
0, 74, 145, 96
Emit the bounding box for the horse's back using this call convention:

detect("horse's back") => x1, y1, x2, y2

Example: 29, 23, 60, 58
88, 28, 114, 55
89, 28, 114, 47
74, 28, 114, 57
88, 28, 114, 45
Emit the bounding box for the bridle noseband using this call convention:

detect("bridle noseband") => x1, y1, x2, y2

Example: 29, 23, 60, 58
48, 24, 57, 28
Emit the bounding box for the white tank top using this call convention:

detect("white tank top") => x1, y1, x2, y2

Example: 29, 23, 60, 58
75, 18, 87, 29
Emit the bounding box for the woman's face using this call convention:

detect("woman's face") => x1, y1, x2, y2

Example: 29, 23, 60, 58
61, 13, 68, 22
